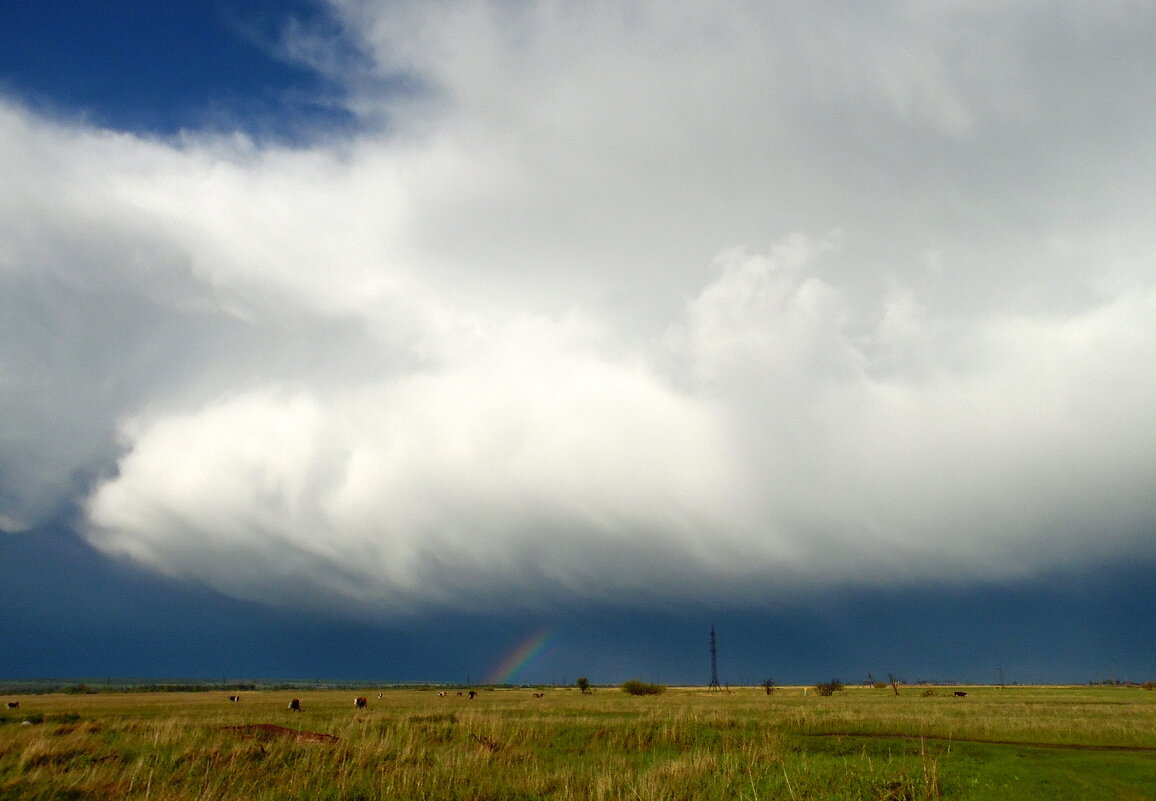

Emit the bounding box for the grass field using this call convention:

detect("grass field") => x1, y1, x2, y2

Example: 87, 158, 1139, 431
1, 685, 1153, 800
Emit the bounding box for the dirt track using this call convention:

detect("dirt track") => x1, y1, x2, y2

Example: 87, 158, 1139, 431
222, 723, 339, 743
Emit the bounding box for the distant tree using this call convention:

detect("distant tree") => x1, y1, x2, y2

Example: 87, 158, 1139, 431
814, 679, 843, 697
621, 679, 666, 696
576, 677, 591, 694
762, 678, 776, 695
887, 672, 902, 696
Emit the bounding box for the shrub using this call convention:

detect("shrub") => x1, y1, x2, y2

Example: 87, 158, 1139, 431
621, 679, 666, 696
814, 679, 843, 697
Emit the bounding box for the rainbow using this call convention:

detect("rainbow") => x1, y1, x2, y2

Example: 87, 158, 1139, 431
485, 626, 558, 684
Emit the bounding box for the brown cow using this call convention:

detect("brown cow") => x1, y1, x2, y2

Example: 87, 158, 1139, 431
288, 698, 302, 711
5, 702, 18, 709
354, 696, 367, 708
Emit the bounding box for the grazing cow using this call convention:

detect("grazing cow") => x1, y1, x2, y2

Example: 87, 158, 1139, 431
288, 698, 302, 711
468, 690, 477, 699
953, 691, 968, 697
456, 691, 463, 697
377, 693, 383, 699
532, 693, 544, 698
228, 695, 240, 702
438, 691, 446, 697
354, 696, 368, 708
5, 701, 18, 709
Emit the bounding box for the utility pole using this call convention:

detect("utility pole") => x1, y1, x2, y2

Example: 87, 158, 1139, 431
708, 626, 721, 691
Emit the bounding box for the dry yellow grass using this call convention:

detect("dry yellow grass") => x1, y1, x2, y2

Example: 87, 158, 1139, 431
1, 685, 1153, 800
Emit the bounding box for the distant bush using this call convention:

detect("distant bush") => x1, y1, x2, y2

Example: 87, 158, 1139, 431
814, 679, 843, 697
621, 680, 666, 696
1143, 681, 1155, 691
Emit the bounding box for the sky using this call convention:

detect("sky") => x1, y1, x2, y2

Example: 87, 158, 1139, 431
1, 0, 1154, 686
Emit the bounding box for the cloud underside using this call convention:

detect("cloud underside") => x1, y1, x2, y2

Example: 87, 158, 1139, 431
3, 1, 1156, 615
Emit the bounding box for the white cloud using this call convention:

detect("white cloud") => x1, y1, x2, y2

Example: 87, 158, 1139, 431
85, 316, 737, 612
4, 1, 1156, 615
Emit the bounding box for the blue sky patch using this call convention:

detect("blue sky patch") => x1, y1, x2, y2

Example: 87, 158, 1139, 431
0, 0, 357, 139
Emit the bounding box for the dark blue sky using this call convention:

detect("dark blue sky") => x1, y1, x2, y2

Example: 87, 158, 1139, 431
0, 0, 355, 138
3, 525, 1153, 685
2, 2, 1155, 687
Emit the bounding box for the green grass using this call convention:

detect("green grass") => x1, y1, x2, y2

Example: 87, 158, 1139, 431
0, 685, 1152, 799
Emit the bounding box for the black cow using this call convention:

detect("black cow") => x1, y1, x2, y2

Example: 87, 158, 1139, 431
953, 691, 968, 697
5, 702, 18, 709
354, 696, 368, 708
288, 698, 302, 711
227, 695, 240, 703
